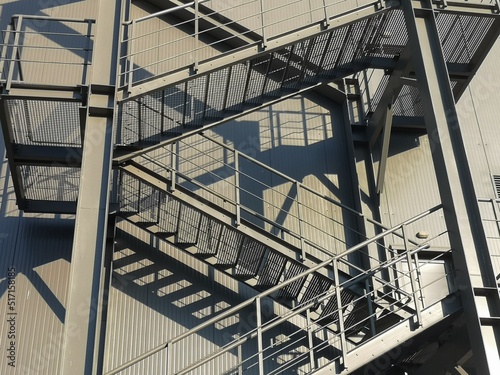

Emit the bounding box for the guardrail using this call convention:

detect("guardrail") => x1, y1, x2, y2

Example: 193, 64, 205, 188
134, 133, 444, 265
105, 197, 453, 374
0, 15, 95, 90
119, 0, 385, 91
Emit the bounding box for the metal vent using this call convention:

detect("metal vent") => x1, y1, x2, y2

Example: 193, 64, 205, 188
493, 175, 500, 198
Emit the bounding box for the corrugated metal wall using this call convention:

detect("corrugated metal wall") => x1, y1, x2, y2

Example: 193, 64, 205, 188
457, 37, 500, 276
103, 220, 330, 375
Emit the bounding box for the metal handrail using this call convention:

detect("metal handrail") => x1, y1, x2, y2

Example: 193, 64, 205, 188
105, 200, 447, 375
119, 0, 386, 89
138, 133, 428, 263
140, 145, 366, 260
0, 16, 95, 89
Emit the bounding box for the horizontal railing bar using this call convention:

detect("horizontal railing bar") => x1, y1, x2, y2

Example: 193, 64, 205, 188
124, 0, 211, 24
2, 30, 94, 38
139, 151, 377, 255
11, 14, 95, 23
0, 44, 92, 52
0, 58, 91, 65
170, 244, 452, 375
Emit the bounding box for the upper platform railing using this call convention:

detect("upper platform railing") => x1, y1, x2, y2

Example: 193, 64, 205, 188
119, 0, 386, 92
0, 15, 95, 91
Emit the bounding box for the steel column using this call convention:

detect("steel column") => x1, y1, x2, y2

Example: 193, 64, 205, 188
60, 1, 124, 374
403, 1, 500, 372
375, 104, 394, 194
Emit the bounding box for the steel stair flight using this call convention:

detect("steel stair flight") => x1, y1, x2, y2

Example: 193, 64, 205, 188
108, 154, 458, 374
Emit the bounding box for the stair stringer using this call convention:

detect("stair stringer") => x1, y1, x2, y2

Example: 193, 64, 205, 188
119, 161, 343, 284
311, 294, 463, 374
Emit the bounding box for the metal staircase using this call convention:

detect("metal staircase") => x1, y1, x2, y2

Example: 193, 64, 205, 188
115, 2, 405, 159
1, 1, 499, 373
105, 135, 457, 374
1, 1, 498, 207
113, 0, 500, 163
106, 168, 458, 374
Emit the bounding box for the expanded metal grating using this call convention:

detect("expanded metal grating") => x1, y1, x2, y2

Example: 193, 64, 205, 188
436, 12, 495, 65
20, 165, 80, 201
6, 99, 82, 147
393, 85, 424, 117
235, 238, 267, 278
117, 9, 408, 146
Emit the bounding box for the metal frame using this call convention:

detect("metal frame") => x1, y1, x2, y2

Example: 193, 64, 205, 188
60, 1, 124, 374
1, 0, 500, 372
403, 0, 500, 371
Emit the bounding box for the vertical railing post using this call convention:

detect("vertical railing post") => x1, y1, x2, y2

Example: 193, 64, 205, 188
82, 20, 93, 85
170, 142, 177, 192
6, 16, 22, 91
236, 334, 243, 375
402, 224, 422, 326
161, 89, 165, 135
256, 297, 265, 374
166, 343, 172, 375
490, 198, 500, 242
322, 0, 330, 27
364, 279, 377, 336
127, 19, 135, 93
306, 309, 316, 371
0, 24, 13, 82
296, 181, 306, 261
193, 0, 199, 72
259, 0, 267, 48
235, 150, 241, 226
333, 260, 348, 370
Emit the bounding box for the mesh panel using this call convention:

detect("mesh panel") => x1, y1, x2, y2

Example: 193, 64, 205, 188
204, 68, 230, 119
7, 99, 81, 146
299, 273, 332, 307
216, 226, 245, 266
139, 91, 163, 144
20, 165, 80, 201
158, 194, 181, 234
365, 10, 407, 58
263, 49, 290, 98
393, 85, 424, 117
277, 261, 308, 299
369, 74, 390, 113
235, 238, 267, 277
177, 204, 201, 244
185, 76, 208, 127
244, 56, 270, 105
197, 215, 223, 256
224, 63, 248, 112
436, 13, 495, 64
117, 9, 404, 146
257, 250, 287, 288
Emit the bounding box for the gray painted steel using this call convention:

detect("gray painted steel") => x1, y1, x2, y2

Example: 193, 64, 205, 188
403, 0, 500, 371
2, 0, 500, 373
